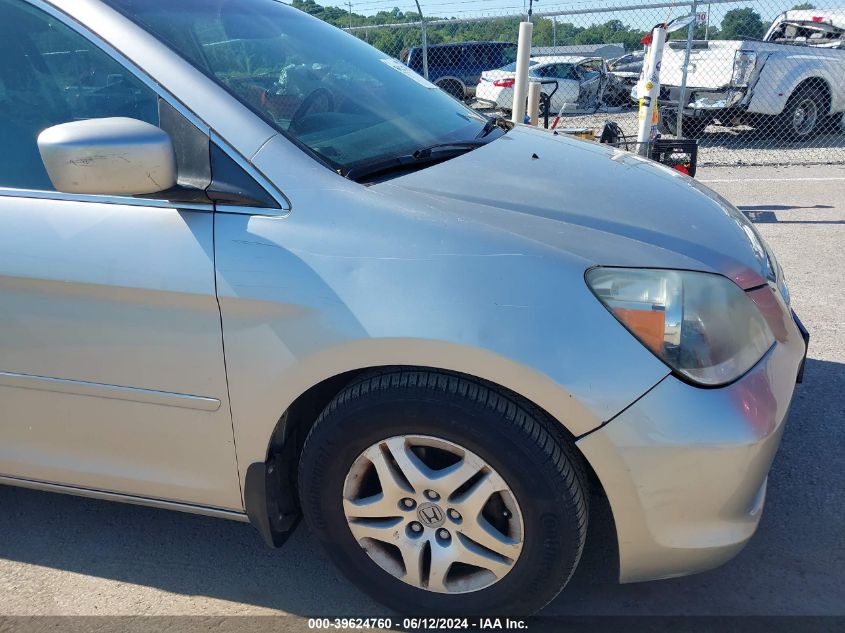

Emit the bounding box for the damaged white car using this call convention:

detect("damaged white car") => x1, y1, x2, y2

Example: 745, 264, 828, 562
475, 55, 628, 114
657, 9, 845, 138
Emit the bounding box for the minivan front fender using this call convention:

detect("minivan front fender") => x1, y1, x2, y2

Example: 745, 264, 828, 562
213, 207, 670, 496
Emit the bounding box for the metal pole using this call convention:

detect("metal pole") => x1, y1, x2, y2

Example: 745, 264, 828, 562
705, 3, 710, 39
414, 0, 428, 80
511, 21, 534, 124
527, 81, 541, 126
552, 17, 557, 47
347, 1, 353, 30
636, 24, 667, 155
676, 0, 696, 138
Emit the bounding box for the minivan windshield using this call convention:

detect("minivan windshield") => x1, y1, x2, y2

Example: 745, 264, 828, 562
104, 0, 490, 174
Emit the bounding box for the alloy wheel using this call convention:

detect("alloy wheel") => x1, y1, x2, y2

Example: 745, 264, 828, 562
792, 98, 819, 137
342, 434, 524, 594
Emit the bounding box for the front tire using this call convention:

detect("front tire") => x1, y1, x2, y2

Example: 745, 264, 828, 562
298, 370, 588, 615
659, 107, 711, 138
436, 79, 466, 101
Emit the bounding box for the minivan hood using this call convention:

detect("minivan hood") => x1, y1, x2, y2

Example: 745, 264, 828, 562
374, 126, 770, 288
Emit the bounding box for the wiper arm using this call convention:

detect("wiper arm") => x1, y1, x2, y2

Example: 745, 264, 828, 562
344, 141, 489, 182
477, 114, 513, 138
412, 140, 489, 158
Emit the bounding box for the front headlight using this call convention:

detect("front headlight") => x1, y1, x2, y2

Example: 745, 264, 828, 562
731, 50, 757, 87
586, 268, 775, 386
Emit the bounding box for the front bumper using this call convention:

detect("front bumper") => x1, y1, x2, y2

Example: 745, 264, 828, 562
577, 293, 807, 583
686, 88, 746, 111
635, 84, 748, 112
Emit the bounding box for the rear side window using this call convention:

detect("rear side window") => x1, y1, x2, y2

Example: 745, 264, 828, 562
500, 45, 518, 66
465, 44, 517, 69
429, 46, 464, 69
0, 0, 158, 191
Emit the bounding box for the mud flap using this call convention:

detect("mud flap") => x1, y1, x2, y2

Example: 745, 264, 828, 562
793, 310, 810, 383
244, 447, 301, 548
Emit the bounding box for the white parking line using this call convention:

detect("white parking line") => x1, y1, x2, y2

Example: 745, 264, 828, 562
701, 177, 845, 183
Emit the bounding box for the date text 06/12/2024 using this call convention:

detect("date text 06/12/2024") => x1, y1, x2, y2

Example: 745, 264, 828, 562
307, 618, 529, 630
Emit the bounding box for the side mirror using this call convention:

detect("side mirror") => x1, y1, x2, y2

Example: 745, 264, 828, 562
37, 117, 177, 196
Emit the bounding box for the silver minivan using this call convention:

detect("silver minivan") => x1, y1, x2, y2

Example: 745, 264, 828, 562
0, 0, 808, 615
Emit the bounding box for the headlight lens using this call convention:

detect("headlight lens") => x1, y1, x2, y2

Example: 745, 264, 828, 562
586, 268, 775, 386
731, 50, 757, 87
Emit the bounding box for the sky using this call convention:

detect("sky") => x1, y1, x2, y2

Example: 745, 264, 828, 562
335, 0, 815, 28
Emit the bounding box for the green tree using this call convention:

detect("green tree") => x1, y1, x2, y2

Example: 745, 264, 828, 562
290, 0, 660, 57
791, 3, 815, 9
719, 8, 767, 39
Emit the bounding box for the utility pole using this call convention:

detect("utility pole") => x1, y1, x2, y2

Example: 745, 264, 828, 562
676, 0, 697, 138
347, 0, 353, 30
553, 17, 557, 47
414, 0, 428, 80
705, 3, 711, 40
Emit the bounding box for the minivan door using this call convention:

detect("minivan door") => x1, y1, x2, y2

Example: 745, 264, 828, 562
0, 0, 242, 511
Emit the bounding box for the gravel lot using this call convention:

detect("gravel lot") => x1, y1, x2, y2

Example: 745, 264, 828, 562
566, 108, 845, 167
475, 104, 845, 167
0, 165, 843, 627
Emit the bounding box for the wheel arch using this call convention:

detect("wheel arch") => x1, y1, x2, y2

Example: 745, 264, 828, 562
241, 338, 604, 464
270, 363, 586, 456
751, 62, 835, 116
792, 75, 831, 102
242, 360, 608, 548
434, 75, 467, 98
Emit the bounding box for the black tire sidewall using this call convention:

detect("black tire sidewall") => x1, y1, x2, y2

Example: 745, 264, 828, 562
298, 387, 584, 615
681, 117, 710, 139
782, 87, 825, 138
437, 80, 465, 101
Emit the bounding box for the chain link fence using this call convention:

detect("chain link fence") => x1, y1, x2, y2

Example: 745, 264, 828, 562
294, 0, 845, 166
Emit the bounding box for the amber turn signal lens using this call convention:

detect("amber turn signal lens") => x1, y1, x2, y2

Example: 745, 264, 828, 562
612, 307, 666, 354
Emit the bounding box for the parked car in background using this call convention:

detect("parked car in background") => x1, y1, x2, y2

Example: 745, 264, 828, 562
402, 41, 517, 100
656, 9, 845, 138
607, 50, 644, 100
2, 0, 808, 618
608, 50, 645, 74
476, 55, 627, 113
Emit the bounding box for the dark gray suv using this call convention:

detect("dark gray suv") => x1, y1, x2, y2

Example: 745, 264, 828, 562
402, 41, 517, 100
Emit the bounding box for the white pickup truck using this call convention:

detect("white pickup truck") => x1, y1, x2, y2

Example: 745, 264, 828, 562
656, 9, 845, 138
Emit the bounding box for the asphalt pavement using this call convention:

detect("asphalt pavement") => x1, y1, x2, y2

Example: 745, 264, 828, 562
1, 164, 843, 621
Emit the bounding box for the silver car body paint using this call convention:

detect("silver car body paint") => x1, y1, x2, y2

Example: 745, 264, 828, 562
0, 0, 807, 583
0, 198, 242, 510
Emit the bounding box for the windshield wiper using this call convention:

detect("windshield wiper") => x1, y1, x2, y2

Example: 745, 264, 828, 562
344, 141, 489, 183
412, 140, 489, 158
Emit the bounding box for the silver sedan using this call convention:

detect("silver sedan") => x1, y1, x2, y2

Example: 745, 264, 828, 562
0, 0, 808, 616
